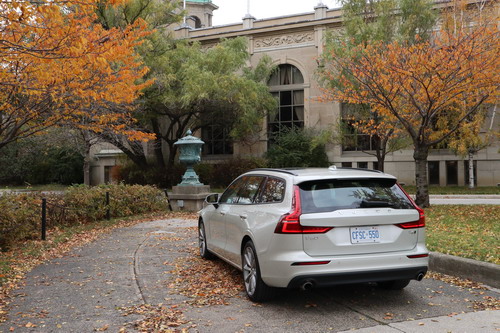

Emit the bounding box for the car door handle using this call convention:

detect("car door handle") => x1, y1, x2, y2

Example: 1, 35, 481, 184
239, 214, 247, 220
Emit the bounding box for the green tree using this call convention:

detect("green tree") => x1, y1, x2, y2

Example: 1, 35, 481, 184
94, 2, 277, 185
266, 127, 330, 168
100, 37, 277, 185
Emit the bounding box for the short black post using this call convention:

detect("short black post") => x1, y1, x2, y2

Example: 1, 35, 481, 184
41, 198, 47, 241
106, 191, 110, 220
164, 189, 173, 211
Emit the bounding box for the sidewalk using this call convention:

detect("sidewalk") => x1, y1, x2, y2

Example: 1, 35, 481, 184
428, 194, 500, 205
338, 310, 500, 333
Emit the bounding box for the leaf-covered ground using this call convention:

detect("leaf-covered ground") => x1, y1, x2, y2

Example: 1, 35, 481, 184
425, 205, 499, 264
0, 212, 196, 324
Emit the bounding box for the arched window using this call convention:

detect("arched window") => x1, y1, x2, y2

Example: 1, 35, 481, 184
267, 64, 305, 142
191, 16, 202, 29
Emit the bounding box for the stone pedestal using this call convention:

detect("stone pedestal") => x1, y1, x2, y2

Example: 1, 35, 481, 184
169, 185, 211, 211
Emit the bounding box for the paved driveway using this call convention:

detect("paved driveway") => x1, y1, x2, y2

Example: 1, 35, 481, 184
0, 218, 498, 332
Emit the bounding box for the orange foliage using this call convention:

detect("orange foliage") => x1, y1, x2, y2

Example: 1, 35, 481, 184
0, 0, 155, 148
321, 5, 499, 148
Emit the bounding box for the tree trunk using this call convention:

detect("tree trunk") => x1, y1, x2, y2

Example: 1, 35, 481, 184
83, 156, 91, 186
82, 132, 92, 186
413, 145, 430, 208
468, 151, 475, 189
377, 155, 385, 172
151, 118, 166, 168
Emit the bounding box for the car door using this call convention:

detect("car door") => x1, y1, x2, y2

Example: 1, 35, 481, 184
224, 176, 266, 264
209, 177, 245, 255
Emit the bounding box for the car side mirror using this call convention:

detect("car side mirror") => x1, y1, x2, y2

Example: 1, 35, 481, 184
205, 193, 219, 208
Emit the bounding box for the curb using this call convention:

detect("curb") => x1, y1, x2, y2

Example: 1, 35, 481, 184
429, 252, 500, 289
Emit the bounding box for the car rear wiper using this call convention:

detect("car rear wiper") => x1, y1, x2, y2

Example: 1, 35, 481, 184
360, 200, 394, 208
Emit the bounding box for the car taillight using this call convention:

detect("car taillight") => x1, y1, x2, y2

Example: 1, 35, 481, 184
407, 254, 429, 259
274, 186, 333, 234
396, 184, 425, 229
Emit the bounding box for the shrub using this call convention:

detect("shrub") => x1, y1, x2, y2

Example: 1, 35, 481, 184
266, 127, 330, 168
0, 193, 41, 251
0, 184, 167, 251
194, 158, 267, 188
117, 161, 185, 188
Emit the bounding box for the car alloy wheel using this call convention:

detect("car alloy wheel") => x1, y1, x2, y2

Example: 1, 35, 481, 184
242, 241, 275, 302
198, 221, 213, 259
243, 245, 257, 296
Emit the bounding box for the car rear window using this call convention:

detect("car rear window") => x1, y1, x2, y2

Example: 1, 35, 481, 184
298, 178, 413, 213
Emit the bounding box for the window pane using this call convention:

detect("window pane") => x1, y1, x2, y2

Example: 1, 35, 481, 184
280, 91, 292, 106
293, 106, 304, 121
293, 90, 304, 105
237, 176, 264, 204
257, 178, 286, 203
280, 106, 292, 122
268, 71, 279, 86
280, 66, 291, 85
299, 179, 413, 213
358, 162, 368, 169
428, 161, 440, 185
292, 66, 304, 84
219, 177, 245, 204
446, 161, 458, 185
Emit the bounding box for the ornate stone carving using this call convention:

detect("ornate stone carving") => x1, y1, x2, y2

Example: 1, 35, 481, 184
254, 32, 314, 49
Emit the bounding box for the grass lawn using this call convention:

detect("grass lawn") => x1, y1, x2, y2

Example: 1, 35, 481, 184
402, 185, 500, 195
425, 205, 499, 265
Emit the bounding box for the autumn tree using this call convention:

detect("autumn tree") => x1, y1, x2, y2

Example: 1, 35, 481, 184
0, 0, 153, 151
320, 1, 500, 207
319, 0, 436, 171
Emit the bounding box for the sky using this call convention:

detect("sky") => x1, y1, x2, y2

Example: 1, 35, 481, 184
211, 0, 341, 26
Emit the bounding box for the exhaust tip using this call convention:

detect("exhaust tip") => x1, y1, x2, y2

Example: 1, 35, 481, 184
416, 272, 425, 281
301, 281, 314, 291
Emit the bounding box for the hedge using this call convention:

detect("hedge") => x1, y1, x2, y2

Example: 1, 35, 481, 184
0, 184, 167, 251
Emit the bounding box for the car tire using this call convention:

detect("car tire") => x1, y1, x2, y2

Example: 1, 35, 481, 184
378, 279, 411, 290
198, 221, 214, 260
242, 241, 275, 302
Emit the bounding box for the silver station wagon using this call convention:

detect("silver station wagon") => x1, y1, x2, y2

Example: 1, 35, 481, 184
198, 167, 428, 302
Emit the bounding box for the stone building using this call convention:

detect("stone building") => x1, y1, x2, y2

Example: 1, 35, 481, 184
171, 0, 499, 187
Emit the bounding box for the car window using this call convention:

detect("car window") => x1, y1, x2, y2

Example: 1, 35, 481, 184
256, 177, 286, 203
219, 177, 245, 204
299, 178, 413, 213
237, 176, 265, 204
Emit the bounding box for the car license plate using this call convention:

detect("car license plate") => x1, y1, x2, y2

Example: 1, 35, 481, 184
350, 226, 381, 243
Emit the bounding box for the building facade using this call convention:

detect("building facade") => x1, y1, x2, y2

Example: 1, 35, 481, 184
172, 0, 499, 186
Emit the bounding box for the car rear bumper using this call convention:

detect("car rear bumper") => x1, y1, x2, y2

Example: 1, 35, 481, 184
286, 266, 428, 289
259, 243, 429, 288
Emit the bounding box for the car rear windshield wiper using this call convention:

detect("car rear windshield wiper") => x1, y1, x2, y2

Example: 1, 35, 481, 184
360, 200, 394, 208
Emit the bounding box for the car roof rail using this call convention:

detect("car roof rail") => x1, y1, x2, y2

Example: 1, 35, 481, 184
249, 168, 300, 176
335, 167, 384, 174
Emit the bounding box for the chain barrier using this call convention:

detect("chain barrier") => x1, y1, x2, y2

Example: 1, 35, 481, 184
39, 191, 171, 241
